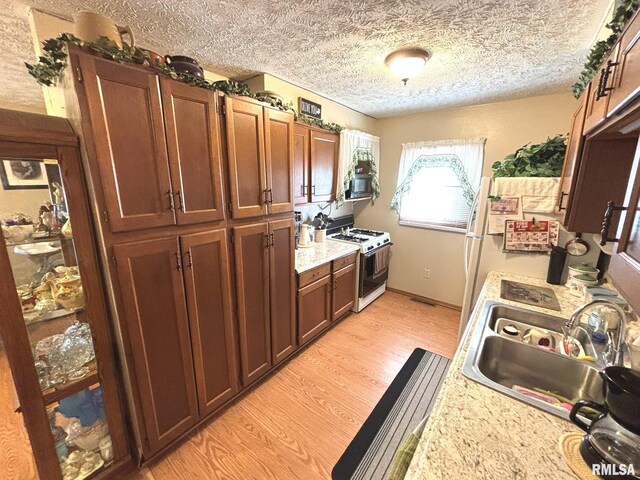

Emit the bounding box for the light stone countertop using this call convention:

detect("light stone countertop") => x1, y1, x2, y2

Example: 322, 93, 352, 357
294, 240, 360, 273
406, 271, 591, 480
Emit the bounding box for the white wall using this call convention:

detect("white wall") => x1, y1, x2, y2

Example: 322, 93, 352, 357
354, 93, 581, 306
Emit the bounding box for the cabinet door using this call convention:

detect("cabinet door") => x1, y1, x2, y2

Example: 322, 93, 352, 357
269, 218, 296, 365
293, 124, 309, 204
181, 230, 238, 416
584, 46, 619, 133
264, 109, 294, 214
225, 97, 267, 218
233, 223, 271, 385
310, 130, 339, 203
78, 55, 175, 232
161, 79, 225, 224
608, 12, 640, 115
332, 263, 356, 321
113, 237, 198, 455
297, 275, 331, 346
609, 143, 640, 313
565, 138, 637, 233
558, 84, 589, 223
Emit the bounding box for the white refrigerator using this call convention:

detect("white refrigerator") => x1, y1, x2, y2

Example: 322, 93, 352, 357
458, 177, 600, 338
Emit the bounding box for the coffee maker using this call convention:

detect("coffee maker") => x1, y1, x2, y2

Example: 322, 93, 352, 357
570, 366, 640, 479
294, 211, 303, 250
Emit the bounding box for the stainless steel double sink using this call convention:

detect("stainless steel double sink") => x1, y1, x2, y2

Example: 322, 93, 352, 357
461, 301, 606, 420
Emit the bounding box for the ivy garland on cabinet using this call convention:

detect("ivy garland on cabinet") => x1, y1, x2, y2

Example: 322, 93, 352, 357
25, 33, 344, 133
572, 0, 639, 98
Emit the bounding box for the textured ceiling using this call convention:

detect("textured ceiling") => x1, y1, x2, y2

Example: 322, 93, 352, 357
5, 0, 611, 117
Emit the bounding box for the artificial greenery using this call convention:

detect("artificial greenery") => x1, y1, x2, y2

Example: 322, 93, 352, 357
572, 0, 639, 98
25, 33, 343, 133
491, 134, 566, 178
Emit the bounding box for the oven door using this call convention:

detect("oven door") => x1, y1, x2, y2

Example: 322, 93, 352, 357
359, 246, 389, 298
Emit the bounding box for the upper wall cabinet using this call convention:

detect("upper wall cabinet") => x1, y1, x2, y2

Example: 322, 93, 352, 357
75, 53, 225, 232
160, 78, 225, 224
608, 11, 640, 117
293, 123, 339, 204
224, 96, 294, 219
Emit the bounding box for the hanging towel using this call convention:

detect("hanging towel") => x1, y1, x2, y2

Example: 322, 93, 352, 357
493, 177, 560, 213
374, 245, 391, 278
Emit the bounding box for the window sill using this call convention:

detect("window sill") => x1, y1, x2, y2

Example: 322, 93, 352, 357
398, 219, 466, 234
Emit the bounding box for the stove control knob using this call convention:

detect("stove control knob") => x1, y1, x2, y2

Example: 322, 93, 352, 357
377, 242, 380, 246
384, 238, 389, 243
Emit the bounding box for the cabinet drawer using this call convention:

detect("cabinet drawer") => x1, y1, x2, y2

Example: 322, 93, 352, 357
298, 263, 331, 288
332, 252, 358, 271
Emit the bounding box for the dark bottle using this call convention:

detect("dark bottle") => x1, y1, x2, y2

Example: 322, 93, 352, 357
547, 246, 567, 285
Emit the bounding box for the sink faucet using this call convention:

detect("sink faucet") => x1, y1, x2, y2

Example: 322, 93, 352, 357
564, 298, 627, 366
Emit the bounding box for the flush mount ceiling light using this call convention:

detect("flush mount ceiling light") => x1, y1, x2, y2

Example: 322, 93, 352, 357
385, 48, 430, 85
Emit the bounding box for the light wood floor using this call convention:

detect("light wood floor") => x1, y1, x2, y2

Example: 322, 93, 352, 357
130, 291, 460, 480
0, 291, 460, 479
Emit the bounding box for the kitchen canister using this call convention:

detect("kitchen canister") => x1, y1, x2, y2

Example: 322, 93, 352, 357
74, 12, 135, 48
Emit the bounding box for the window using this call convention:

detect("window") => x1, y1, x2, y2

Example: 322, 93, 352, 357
390, 139, 485, 232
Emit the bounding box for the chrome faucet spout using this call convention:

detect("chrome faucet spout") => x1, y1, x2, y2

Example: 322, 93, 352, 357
564, 298, 627, 366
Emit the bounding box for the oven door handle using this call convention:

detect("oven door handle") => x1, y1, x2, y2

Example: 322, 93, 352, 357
363, 242, 393, 257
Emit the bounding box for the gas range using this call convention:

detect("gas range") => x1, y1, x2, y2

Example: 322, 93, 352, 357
328, 227, 391, 253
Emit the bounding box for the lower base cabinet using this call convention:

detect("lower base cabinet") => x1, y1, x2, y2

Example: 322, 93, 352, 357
297, 252, 357, 345
233, 218, 296, 387
114, 228, 239, 456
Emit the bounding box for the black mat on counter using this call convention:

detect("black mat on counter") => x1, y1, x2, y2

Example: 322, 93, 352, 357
331, 348, 450, 480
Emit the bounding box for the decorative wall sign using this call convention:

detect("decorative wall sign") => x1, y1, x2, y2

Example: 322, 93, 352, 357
299, 97, 322, 119
503, 219, 559, 253
0, 159, 50, 190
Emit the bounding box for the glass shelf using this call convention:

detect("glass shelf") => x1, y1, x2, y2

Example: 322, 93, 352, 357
4, 233, 73, 248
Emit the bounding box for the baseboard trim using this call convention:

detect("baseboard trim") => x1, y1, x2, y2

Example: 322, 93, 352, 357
386, 287, 462, 312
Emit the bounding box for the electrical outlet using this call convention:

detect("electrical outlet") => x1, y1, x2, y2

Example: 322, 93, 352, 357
423, 269, 431, 279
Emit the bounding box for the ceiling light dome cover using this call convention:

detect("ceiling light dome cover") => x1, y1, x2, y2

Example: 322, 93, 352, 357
385, 48, 430, 80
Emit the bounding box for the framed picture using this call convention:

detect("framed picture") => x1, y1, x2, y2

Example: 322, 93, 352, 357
0, 159, 49, 190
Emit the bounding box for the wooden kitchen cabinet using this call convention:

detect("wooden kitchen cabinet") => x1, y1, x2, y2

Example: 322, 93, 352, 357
557, 83, 589, 221
113, 237, 199, 454
332, 263, 357, 320
298, 274, 332, 345
608, 11, 640, 116
78, 54, 175, 232
269, 219, 297, 365
225, 96, 294, 218
293, 123, 340, 204
584, 45, 620, 133
161, 78, 225, 225
181, 229, 238, 416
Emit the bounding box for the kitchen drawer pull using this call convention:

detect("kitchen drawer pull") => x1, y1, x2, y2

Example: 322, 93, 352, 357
600, 200, 627, 245
558, 191, 568, 211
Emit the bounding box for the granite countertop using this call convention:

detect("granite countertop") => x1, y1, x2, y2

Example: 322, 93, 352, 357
406, 271, 592, 480
295, 240, 360, 273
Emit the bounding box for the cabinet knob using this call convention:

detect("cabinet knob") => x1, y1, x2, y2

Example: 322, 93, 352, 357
558, 191, 568, 211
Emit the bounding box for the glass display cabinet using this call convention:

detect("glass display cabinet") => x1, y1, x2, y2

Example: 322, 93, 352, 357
0, 109, 131, 479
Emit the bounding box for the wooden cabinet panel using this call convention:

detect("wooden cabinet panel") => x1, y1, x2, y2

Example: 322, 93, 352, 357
298, 275, 331, 346
113, 237, 198, 454
293, 124, 309, 204
584, 46, 619, 133
332, 252, 358, 272
608, 12, 640, 116
558, 84, 590, 223
225, 97, 267, 218
565, 138, 637, 233
233, 223, 271, 385
298, 262, 332, 288
332, 263, 356, 321
269, 219, 296, 365
181, 230, 238, 416
609, 142, 640, 313
161, 79, 225, 224
78, 55, 175, 232
310, 130, 339, 203
264, 109, 294, 214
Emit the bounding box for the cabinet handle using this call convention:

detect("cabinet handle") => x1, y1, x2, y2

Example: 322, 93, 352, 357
268, 188, 273, 204
263, 188, 269, 205
176, 190, 185, 211
600, 200, 627, 246
333, 279, 338, 291
596, 60, 619, 100
168, 190, 176, 212
558, 192, 568, 211
186, 251, 193, 268
312, 185, 316, 196
265, 233, 271, 248
175, 252, 182, 270
270, 233, 275, 247
302, 184, 307, 196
